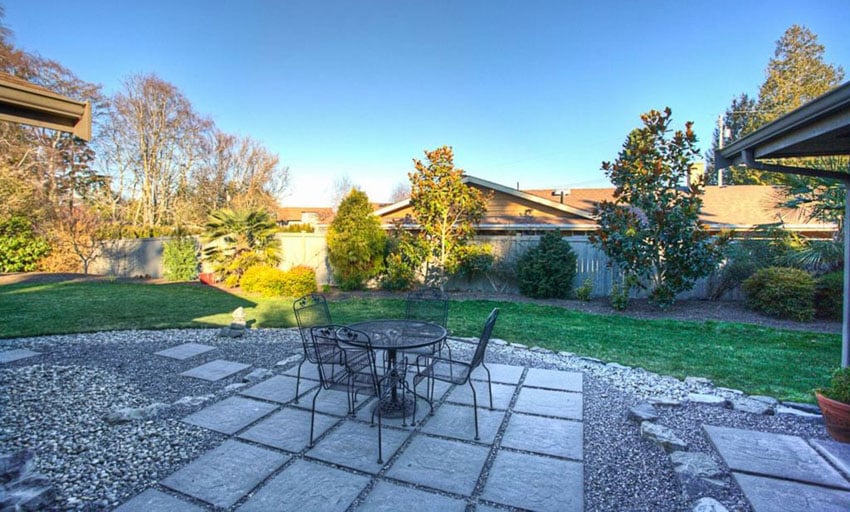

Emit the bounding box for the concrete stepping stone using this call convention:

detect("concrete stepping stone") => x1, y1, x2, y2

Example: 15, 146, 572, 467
419, 402, 506, 443
181, 359, 250, 381
385, 435, 489, 496
182, 396, 276, 435
352, 396, 431, 427
445, 381, 515, 410
307, 421, 410, 474
406, 375, 452, 401
357, 480, 468, 511
501, 412, 583, 460
281, 362, 321, 381
0, 348, 41, 364
523, 368, 583, 392
514, 387, 583, 420
292, 389, 358, 417
237, 459, 369, 512
240, 374, 316, 404
154, 343, 215, 360
733, 472, 850, 512
114, 488, 204, 512
704, 425, 850, 489
238, 407, 339, 452
161, 440, 288, 509
480, 450, 583, 512
471, 363, 524, 384
810, 438, 850, 479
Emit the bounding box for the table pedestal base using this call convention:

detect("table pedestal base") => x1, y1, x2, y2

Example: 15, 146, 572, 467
373, 395, 416, 419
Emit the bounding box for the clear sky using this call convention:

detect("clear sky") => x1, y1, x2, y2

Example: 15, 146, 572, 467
5, 1, 849, 206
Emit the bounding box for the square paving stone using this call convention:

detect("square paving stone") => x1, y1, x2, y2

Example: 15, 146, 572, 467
810, 438, 850, 479
471, 363, 524, 384
182, 396, 277, 434
181, 359, 251, 381
386, 435, 489, 496
407, 375, 452, 401
419, 402, 505, 443
237, 459, 369, 512
114, 489, 205, 512
353, 396, 430, 428
307, 421, 410, 473
240, 374, 316, 404
733, 472, 850, 512
501, 413, 583, 460
358, 480, 468, 512
523, 368, 583, 392
281, 362, 320, 381
161, 440, 288, 509
445, 381, 515, 410
513, 387, 583, 420
0, 348, 40, 364
238, 407, 339, 452
704, 425, 850, 489
292, 389, 358, 417
480, 450, 583, 512
154, 342, 215, 360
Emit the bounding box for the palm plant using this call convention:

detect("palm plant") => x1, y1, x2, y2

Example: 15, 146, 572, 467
201, 208, 281, 287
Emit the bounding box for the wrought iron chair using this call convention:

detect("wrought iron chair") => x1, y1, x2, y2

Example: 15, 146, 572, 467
412, 308, 499, 440
308, 325, 409, 464
401, 287, 451, 357
292, 293, 333, 403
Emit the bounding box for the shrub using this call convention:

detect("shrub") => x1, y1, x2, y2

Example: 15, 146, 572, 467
575, 278, 593, 301
162, 236, 198, 281
456, 244, 495, 280
818, 367, 850, 404
380, 227, 425, 291
516, 231, 577, 299
742, 266, 815, 322
0, 216, 50, 272
241, 264, 317, 297
610, 282, 630, 311
284, 265, 318, 297
381, 252, 417, 291
815, 271, 843, 320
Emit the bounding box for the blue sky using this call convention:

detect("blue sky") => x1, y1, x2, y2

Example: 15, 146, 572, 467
6, 1, 849, 206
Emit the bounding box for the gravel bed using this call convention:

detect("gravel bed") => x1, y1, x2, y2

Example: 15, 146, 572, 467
0, 328, 832, 511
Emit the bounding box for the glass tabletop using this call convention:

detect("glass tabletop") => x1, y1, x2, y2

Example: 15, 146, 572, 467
345, 319, 447, 351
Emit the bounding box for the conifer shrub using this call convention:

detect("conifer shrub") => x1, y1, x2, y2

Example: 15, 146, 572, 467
742, 266, 815, 322
516, 231, 577, 299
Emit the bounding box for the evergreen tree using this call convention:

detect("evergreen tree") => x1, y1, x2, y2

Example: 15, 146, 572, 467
326, 189, 386, 290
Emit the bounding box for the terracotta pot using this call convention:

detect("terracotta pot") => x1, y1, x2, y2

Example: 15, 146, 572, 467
816, 392, 850, 443
198, 272, 216, 285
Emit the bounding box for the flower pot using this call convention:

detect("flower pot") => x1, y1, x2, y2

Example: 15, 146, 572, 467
199, 273, 216, 285
816, 392, 850, 443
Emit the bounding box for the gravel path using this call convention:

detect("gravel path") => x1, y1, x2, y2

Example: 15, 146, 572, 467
0, 328, 830, 511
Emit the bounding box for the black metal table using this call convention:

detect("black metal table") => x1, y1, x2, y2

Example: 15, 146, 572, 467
344, 319, 447, 418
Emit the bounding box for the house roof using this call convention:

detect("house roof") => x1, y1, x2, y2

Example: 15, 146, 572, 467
0, 71, 92, 140
276, 206, 335, 224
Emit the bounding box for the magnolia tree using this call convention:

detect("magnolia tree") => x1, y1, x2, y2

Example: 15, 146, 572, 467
591, 108, 727, 307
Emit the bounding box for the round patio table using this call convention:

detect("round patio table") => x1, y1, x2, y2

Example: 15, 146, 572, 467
344, 319, 447, 418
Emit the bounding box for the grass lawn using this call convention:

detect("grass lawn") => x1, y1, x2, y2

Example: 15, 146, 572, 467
0, 279, 839, 402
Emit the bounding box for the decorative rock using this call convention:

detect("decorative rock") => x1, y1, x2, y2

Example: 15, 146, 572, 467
730, 398, 774, 415
275, 355, 302, 367
628, 402, 660, 423
232, 307, 247, 326
173, 395, 215, 407
219, 324, 247, 338
580, 356, 604, 365
716, 387, 744, 396
509, 342, 528, 349
687, 393, 727, 407
103, 403, 168, 424
670, 451, 724, 479
558, 351, 575, 357
648, 396, 682, 407
775, 405, 822, 419
607, 362, 630, 370
243, 368, 273, 383
684, 376, 713, 387
490, 339, 508, 346
692, 497, 729, 512
749, 395, 779, 407
781, 401, 821, 415
530, 346, 553, 354
224, 383, 247, 392
640, 421, 688, 452
0, 450, 56, 511
0, 449, 34, 483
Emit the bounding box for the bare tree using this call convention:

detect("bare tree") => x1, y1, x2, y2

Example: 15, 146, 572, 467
331, 175, 356, 210
390, 181, 410, 203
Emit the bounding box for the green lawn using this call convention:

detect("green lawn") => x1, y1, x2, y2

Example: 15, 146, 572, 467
0, 280, 840, 402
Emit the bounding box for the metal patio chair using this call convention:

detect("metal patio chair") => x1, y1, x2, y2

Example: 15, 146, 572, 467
412, 308, 499, 440
292, 293, 333, 403
308, 325, 409, 464
401, 287, 451, 357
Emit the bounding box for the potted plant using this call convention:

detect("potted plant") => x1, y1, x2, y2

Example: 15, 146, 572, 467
816, 367, 850, 443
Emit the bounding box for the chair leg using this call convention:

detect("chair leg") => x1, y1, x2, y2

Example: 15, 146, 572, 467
293, 357, 306, 404
468, 380, 480, 441
482, 362, 494, 410
377, 406, 384, 464
309, 387, 322, 447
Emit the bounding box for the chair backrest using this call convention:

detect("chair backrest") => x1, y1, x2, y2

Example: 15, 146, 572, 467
308, 325, 350, 389
293, 293, 332, 360
310, 325, 378, 392
405, 287, 449, 327
469, 308, 500, 370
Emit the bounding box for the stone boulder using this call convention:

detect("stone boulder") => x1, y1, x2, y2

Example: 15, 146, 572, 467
640, 421, 688, 452
692, 497, 729, 512
670, 451, 727, 496
628, 402, 660, 423
0, 450, 56, 511
103, 402, 168, 424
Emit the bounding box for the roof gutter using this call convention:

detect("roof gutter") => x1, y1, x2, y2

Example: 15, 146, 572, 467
0, 76, 92, 140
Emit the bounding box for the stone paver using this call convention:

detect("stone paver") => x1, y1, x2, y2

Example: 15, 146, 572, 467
386, 435, 489, 496
154, 342, 215, 360
501, 413, 583, 460
240, 374, 315, 404
307, 421, 410, 474
292, 389, 358, 417
180, 359, 251, 381
419, 402, 506, 443
357, 480, 468, 511
281, 362, 320, 381
514, 387, 583, 420
704, 425, 850, 489
481, 450, 583, 512
523, 368, 583, 392
445, 381, 516, 410
471, 363, 524, 384
238, 407, 339, 452
114, 489, 205, 512
733, 473, 850, 512
161, 440, 288, 509
237, 459, 369, 512
0, 348, 40, 364
182, 396, 277, 435
810, 438, 850, 479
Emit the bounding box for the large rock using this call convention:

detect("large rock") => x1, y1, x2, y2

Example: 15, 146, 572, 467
648, 396, 682, 407
628, 402, 660, 423
692, 497, 729, 512
687, 393, 727, 407
671, 451, 727, 496
684, 376, 714, 387
640, 421, 688, 452
731, 397, 774, 415
103, 402, 168, 424
0, 451, 56, 511
243, 368, 273, 383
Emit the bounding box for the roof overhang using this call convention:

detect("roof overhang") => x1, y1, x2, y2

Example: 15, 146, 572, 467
0, 73, 92, 141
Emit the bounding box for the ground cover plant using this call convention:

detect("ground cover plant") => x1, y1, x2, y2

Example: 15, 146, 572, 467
0, 279, 839, 402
